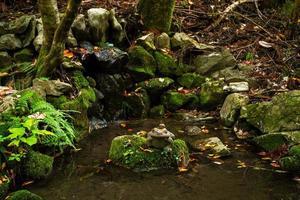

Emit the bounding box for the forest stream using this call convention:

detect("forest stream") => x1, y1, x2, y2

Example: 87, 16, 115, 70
28, 119, 300, 200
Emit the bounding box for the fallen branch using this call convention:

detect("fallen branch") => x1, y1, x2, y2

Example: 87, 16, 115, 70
205, 0, 262, 31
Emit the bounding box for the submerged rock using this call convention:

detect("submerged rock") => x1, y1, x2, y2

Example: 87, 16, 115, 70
220, 93, 249, 127
184, 126, 202, 136
109, 135, 189, 171
240, 90, 300, 134
22, 151, 54, 180
191, 137, 231, 157
6, 190, 43, 200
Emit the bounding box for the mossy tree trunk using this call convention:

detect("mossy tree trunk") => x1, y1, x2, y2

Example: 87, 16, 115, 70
138, 0, 175, 33
36, 0, 82, 78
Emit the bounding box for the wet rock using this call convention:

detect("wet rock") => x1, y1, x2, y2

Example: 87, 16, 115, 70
22, 151, 54, 180
94, 73, 132, 96
14, 48, 34, 63
193, 49, 236, 75
62, 59, 84, 70
220, 93, 249, 127
6, 190, 43, 200
71, 14, 88, 42
240, 90, 300, 134
173, 111, 215, 122
171, 32, 213, 50
191, 137, 231, 157
82, 47, 128, 74
0, 51, 13, 67
154, 51, 186, 76
223, 82, 249, 92
253, 131, 300, 151
0, 15, 34, 35
0, 34, 22, 51
109, 135, 189, 170
161, 90, 189, 111
185, 126, 202, 136
155, 33, 171, 49
89, 117, 108, 133
124, 90, 150, 118
32, 78, 72, 97
177, 73, 206, 88
149, 105, 165, 118
199, 79, 227, 108
136, 33, 156, 51
138, 0, 176, 33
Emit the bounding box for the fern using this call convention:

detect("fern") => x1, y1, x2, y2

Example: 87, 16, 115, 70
30, 100, 77, 149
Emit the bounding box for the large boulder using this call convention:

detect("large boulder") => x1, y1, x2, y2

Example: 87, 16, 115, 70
0, 34, 22, 51
71, 14, 88, 42
109, 135, 189, 171
161, 90, 194, 111
280, 145, 300, 171
220, 93, 249, 127
0, 15, 34, 35
193, 49, 236, 75
240, 90, 300, 134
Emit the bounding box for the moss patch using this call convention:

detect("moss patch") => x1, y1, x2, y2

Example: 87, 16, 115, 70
177, 73, 206, 88
22, 151, 54, 180
109, 135, 189, 171
7, 190, 43, 200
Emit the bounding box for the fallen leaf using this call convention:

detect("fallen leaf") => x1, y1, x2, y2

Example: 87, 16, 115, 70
258, 41, 273, 48
178, 167, 188, 172
63, 50, 74, 58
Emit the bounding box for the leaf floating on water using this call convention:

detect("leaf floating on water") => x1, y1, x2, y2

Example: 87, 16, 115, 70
21, 180, 34, 186
261, 157, 272, 161
237, 160, 247, 168
270, 162, 280, 168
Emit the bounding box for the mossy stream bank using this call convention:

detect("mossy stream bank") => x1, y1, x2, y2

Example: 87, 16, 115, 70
27, 119, 300, 200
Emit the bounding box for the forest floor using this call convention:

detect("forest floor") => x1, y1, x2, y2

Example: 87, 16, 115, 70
1, 0, 299, 97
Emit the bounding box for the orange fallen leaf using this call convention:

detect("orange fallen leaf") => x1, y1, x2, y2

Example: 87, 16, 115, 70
178, 167, 188, 172
63, 50, 74, 58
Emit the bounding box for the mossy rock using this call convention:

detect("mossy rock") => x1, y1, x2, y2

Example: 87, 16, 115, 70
128, 65, 156, 81
199, 79, 226, 108
161, 91, 190, 111
7, 190, 43, 200
124, 90, 150, 118
22, 151, 54, 180
109, 135, 189, 171
0, 51, 13, 67
184, 93, 200, 109
177, 73, 206, 89
240, 90, 300, 134
149, 105, 165, 118
253, 131, 300, 151
137, 77, 174, 93
137, 0, 176, 33
14, 48, 34, 63
72, 70, 90, 89
220, 93, 249, 127
279, 145, 300, 171
128, 46, 156, 67
154, 51, 185, 76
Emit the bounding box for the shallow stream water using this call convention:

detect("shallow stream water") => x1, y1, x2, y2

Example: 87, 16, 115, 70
28, 119, 300, 200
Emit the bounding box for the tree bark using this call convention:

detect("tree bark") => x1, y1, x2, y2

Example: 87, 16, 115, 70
36, 0, 82, 78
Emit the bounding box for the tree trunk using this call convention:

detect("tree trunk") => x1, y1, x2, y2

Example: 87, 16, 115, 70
36, 0, 82, 78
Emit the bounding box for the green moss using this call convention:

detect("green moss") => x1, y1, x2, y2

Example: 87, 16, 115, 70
7, 190, 43, 200
199, 79, 226, 108
128, 46, 156, 67
177, 73, 206, 88
14, 49, 34, 63
136, 77, 174, 93
128, 66, 156, 81
184, 93, 200, 109
149, 105, 165, 118
72, 70, 90, 89
253, 133, 288, 152
22, 151, 54, 180
279, 156, 300, 171
124, 90, 150, 118
138, 0, 176, 33
154, 51, 180, 76
161, 91, 189, 111
109, 135, 189, 170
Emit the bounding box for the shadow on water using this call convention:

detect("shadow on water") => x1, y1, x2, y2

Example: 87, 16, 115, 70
28, 119, 300, 200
